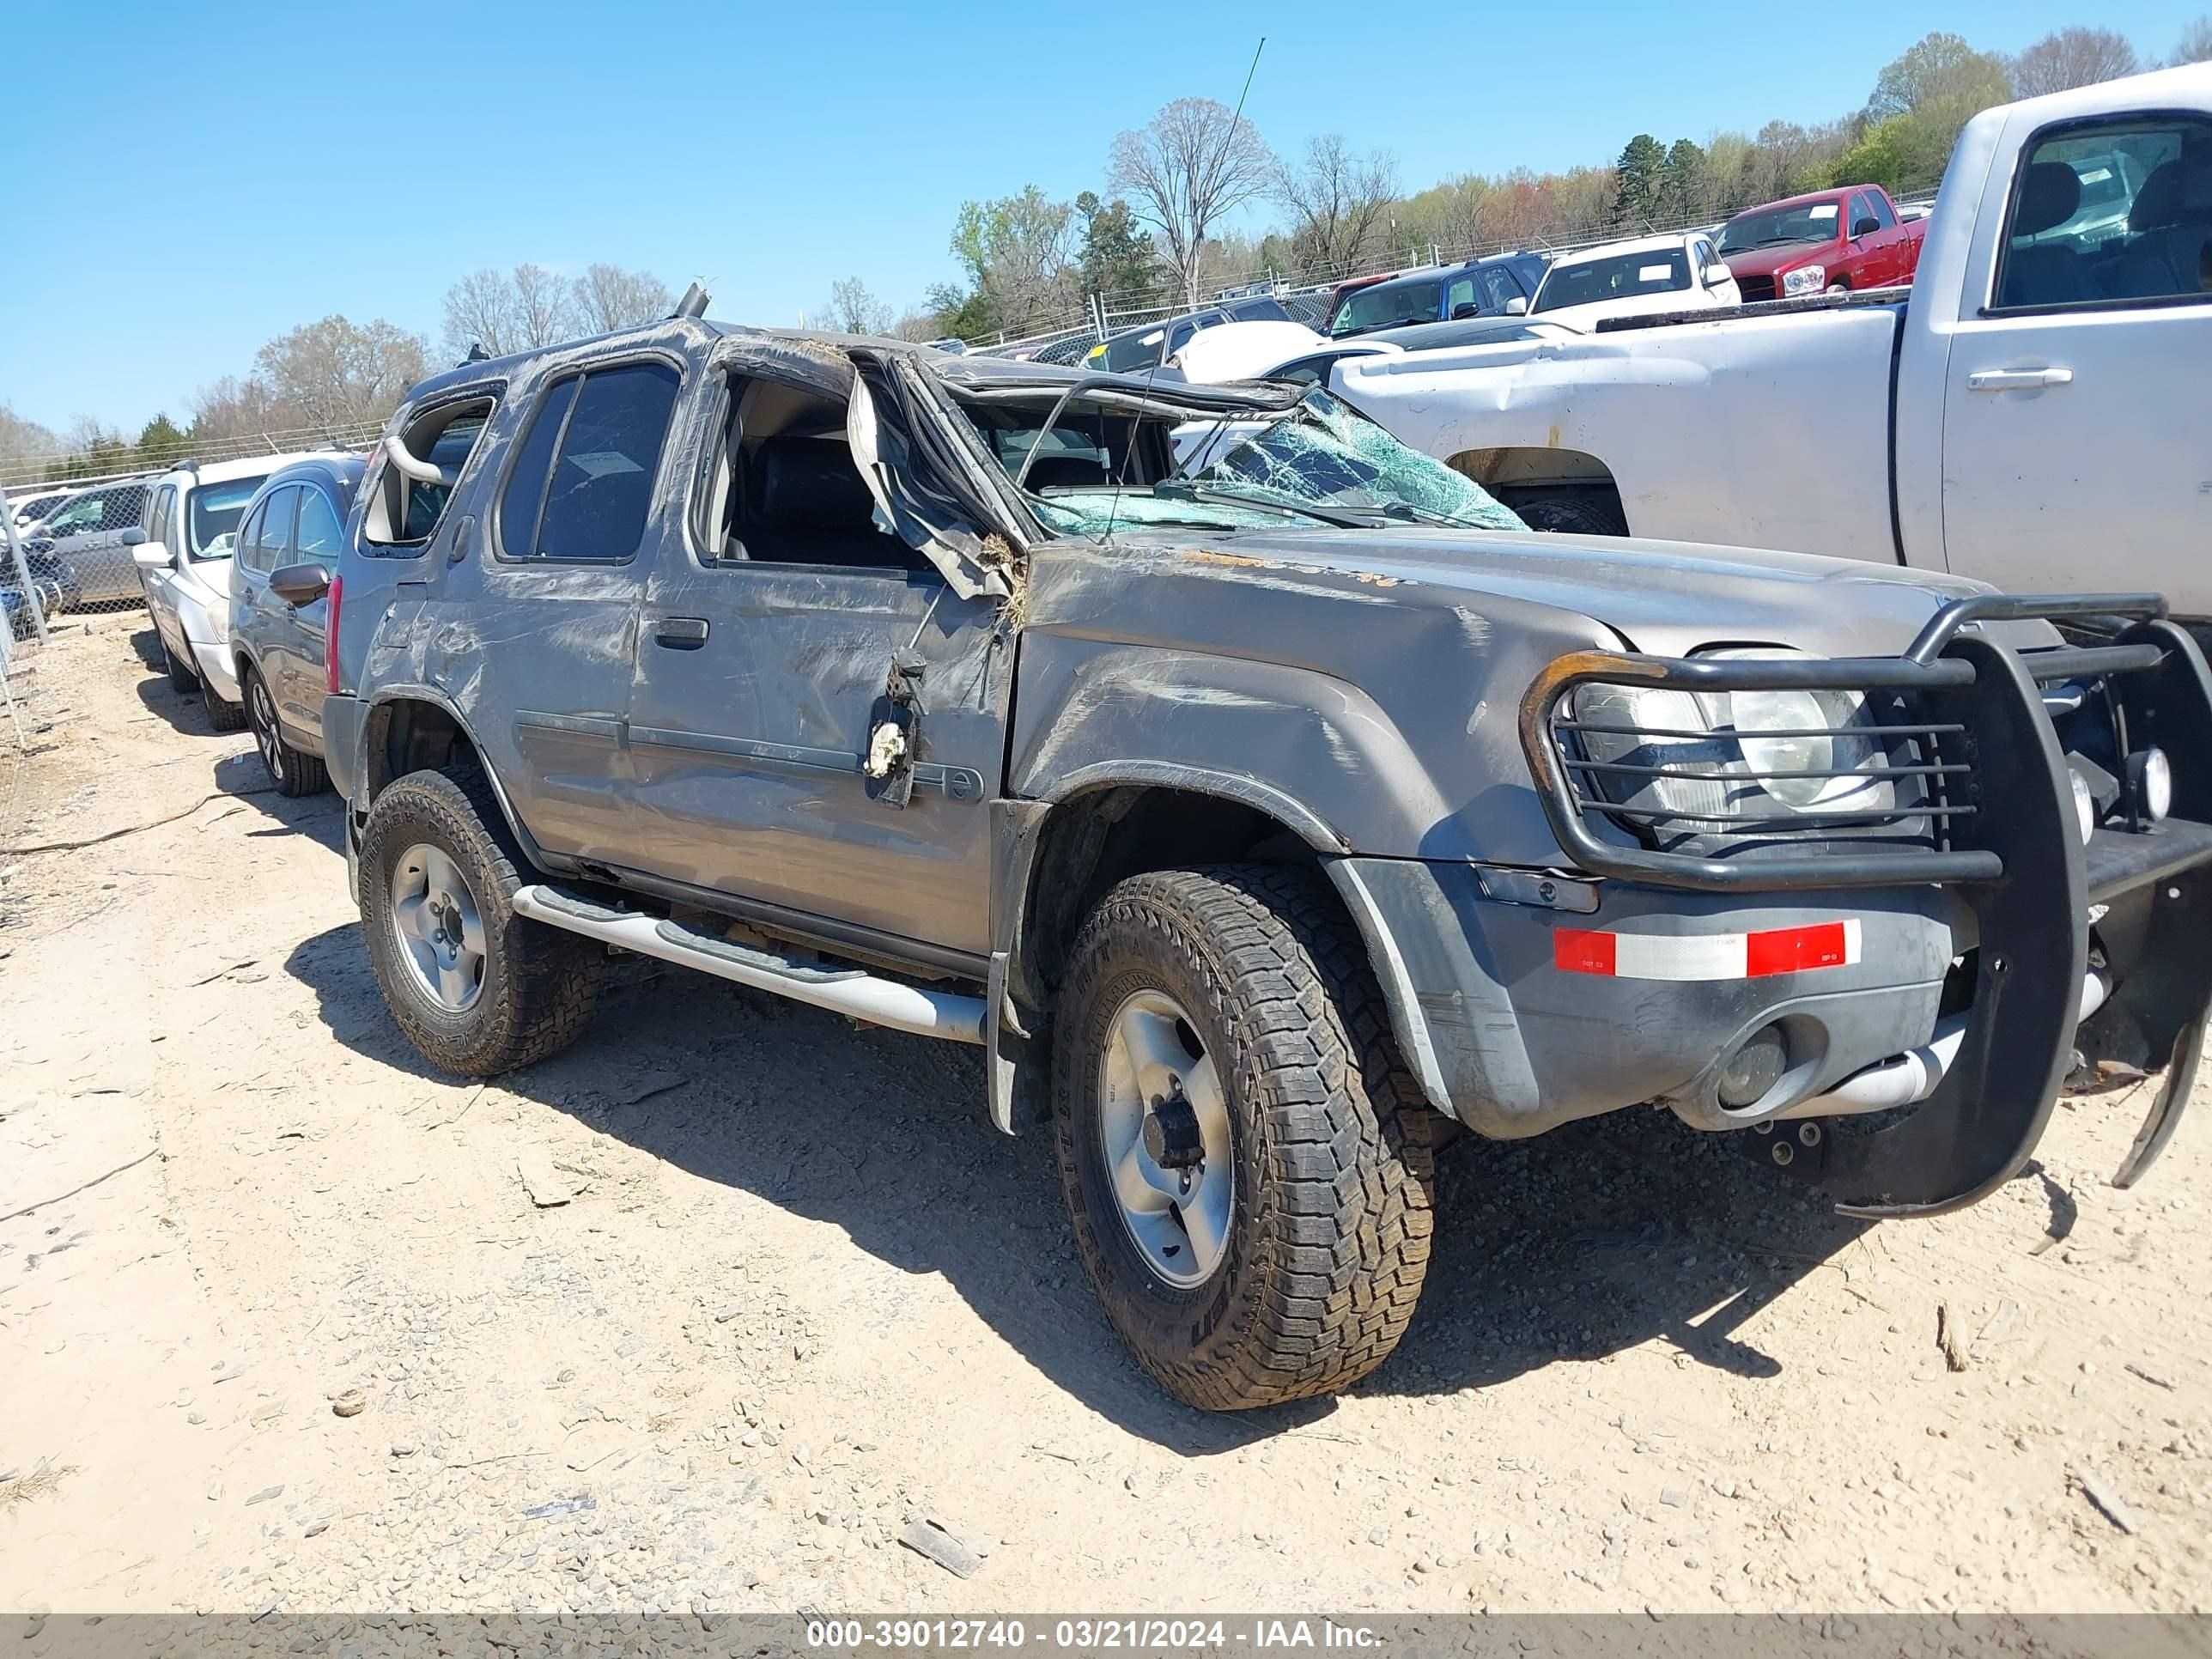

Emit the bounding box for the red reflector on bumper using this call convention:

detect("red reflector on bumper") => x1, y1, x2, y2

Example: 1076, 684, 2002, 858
1553, 919, 1862, 981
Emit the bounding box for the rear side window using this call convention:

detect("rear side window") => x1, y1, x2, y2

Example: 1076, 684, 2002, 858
500, 362, 680, 562
295, 487, 344, 558
101, 486, 145, 531
364, 395, 497, 550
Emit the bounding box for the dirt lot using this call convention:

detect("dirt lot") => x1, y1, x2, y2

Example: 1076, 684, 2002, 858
3, 614, 2209, 1620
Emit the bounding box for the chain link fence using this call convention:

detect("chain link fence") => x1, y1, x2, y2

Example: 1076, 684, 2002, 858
0, 420, 383, 655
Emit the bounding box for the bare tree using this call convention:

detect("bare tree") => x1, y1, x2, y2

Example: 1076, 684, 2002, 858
2174, 15, 2212, 64
573, 264, 673, 334
441, 264, 580, 362
2011, 27, 2139, 95
1274, 135, 1400, 277
820, 277, 894, 335
255, 316, 430, 429
1109, 98, 1275, 309
0, 403, 58, 474
189, 374, 303, 443
512, 264, 578, 349
442, 269, 520, 361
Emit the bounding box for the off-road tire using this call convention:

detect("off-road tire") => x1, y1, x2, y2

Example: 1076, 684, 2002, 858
1053, 864, 1440, 1411
161, 635, 200, 692
204, 684, 246, 732
1516, 491, 1628, 537
245, 667, 327, 797
360, 763, 602, 1076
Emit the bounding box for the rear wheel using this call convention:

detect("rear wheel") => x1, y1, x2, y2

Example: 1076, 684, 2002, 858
246, 668, 327, 796
360, 763, 602, 1076
1052, 865, 1439, 1411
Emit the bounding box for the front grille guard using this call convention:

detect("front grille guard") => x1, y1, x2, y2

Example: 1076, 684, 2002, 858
1516, 592, 2170, 894
1516, 592, 2212, 1220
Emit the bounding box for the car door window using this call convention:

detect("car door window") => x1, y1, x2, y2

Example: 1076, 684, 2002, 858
1868, 191, 1898, 231
501, 362, 680, 562
295, 487, 343, 560
235, 500, 268, 573
45, 494, 104, 536
100, 487, 144, 532
146, 485, 173, 550
1480, 268, 1519, 310
253, 487, 300, 571
1446, 276, 1476, 316
1996, 118, 2212, 310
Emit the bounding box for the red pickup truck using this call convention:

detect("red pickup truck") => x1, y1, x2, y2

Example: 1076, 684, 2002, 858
1717, 184, 1927, 301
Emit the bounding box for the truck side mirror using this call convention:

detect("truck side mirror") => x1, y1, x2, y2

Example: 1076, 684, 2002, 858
1705, 264, 1735, 288
131, 537, 174, 572
122, 526, 147, 546
1450, 301, 1480, 319
1853, 217, 1880, 239
1505, 296, 1528, 315
269, 562, 331, 607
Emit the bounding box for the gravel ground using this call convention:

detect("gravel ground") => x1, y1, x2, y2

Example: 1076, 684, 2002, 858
3, 616, 2209, 1621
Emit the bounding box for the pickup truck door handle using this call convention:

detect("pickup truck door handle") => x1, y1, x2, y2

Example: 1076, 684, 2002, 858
1966, 367, 2074, 392
653, 617, 711, 649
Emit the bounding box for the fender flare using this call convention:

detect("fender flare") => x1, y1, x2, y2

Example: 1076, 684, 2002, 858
358, 684, 551, 873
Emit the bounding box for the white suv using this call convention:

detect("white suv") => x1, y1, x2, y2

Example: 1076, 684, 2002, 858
131, 454, 336, 729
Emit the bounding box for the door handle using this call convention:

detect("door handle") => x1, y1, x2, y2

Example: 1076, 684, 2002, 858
653, 617, 710, 649
1966, 367, 2073, 392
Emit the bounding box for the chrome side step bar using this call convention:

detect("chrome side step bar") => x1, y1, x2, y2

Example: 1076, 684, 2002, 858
511, 884, 986, 1045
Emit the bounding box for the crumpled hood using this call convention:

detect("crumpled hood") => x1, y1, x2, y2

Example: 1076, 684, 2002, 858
1097, 524, 2037, 658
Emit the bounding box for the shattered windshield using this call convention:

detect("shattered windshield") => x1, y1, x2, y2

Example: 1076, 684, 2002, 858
1018, 390, 1526, 540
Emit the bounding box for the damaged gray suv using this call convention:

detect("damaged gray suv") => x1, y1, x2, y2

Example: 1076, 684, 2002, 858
298, 309, 2212, 1411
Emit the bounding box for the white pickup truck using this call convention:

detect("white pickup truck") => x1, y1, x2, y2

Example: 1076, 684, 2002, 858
1338, 65, 2212, 623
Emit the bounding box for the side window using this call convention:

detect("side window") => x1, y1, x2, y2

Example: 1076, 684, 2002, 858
364, 395, 497, 549
253, 488, 300, 571
100, 486, 145, 532
46, 493, 105, 536
147, 485, 173, 549
1996, 117, 2212, 311
505, 362, 679, 562
1868, 191, 1898, 231
1445, 276, 1476, 316
1480, 268, 1519, 311
496, 376, 581, 558
295, 487, 344, 559
236, 500, 269, 573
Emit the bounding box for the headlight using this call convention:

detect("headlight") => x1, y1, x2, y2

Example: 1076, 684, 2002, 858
1568, 648, 1906, 830
2069, 767, 2097, 845
1781, 264, 1828, 296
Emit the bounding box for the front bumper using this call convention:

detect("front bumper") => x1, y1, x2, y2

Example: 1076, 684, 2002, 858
1342, 598, 2212, 1219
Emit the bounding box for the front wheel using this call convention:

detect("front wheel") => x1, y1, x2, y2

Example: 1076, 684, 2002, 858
1052, 866, 1440, 1411
161, 634, 200, 692
360, 763, 603, 1075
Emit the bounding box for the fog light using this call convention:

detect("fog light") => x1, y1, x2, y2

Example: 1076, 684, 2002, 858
2131, 746, 2172, 822
1718, 1023, 1789, 1109
2069, 767, 2096, 845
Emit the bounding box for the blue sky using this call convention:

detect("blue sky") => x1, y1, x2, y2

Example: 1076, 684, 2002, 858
3, 0, 2201, 434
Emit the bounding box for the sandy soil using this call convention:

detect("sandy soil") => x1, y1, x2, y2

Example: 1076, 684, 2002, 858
2, 615, 2208, 1619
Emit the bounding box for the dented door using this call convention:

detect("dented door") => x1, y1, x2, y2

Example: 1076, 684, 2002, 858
624, 560, 1010, 958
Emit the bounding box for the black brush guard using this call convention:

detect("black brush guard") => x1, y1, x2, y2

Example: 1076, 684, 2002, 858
1518, 594, 2212, 1218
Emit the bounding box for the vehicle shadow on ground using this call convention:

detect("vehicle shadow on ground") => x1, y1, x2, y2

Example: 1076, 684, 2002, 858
126, 628, 231, 738
216, 747, 347, 853
283, 923, 1883, 1450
